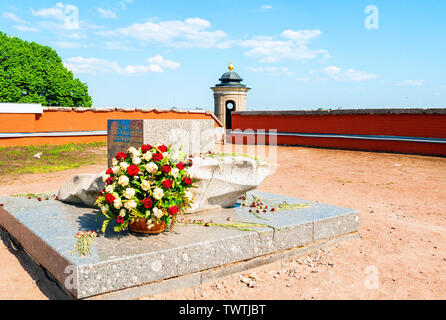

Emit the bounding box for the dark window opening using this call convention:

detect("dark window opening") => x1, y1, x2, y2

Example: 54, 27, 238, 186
225, 101, 235, 129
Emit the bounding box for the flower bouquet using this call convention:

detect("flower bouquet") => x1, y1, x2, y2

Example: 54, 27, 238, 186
94, 143, 195, 234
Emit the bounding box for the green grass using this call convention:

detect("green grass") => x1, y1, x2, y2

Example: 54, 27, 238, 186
0, 142, 107, 180
10, 192, 51, 198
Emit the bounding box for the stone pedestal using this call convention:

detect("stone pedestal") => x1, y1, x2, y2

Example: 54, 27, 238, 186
107, 119, 215, 167
0, 190, 359, 299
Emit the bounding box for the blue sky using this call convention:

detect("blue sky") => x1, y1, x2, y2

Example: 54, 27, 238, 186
1, 0, 445, 110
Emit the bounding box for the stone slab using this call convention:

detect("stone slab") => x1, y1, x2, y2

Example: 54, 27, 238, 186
0, 190, 359, 299
107, 119, 215, 167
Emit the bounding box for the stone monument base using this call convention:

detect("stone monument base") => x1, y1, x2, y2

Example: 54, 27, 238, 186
0, 190, 359, 299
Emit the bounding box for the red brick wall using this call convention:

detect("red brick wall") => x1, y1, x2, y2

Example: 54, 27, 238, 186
230, 110, 446, 156
0, 108, 222, 147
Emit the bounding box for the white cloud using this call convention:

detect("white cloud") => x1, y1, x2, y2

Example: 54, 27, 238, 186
14, 25, 39, 32
103, 41, 135, 50
123, 64, 163, 74
394, 79, 424, 87
246, 66, 293, 75
321, 65, 378, 82
64, 55, 180, 75
66, 32, 88, 40
260, 5, 273, 11
3, 12, 39, 31
98, 17, 229, 49
147, 54, 180, 69
96, 7, 117, 19
31, 2, 66, 21
54, 41, 89, 48
119, 0, 134, 10
64, 57, 121, 75
239, 30, 328, 63
31, 2, 79, 30
281, 29, 322, 44
3, 12, 28, 24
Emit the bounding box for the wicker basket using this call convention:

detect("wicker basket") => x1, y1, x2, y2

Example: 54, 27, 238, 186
129, 218, 166, 234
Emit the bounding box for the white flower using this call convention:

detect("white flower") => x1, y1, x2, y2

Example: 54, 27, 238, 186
141, 180, 151, 191
153, 187, 164, 200
146, 218, 154, 229
112, 166, 120, 174
145, 162, 158, 174
123, 187, 135, 199
127, 146, 137, 154
105, 185, 114, 193
102, 174, 110, 182
184, 190, 193, 202
185, 167, 194, 178
112, 158, 118, 166
143, 152, 152, 161
132, 157, 141, 165
162, 152, 169, 158
119, 208, 126, 217
127, 146, 141, 157
113, 198, 122, 209
124, 199, 137, 210
118, 175, 129, 187
170, 150, 182, 162
100, 204, 109, 214
120, 162, 129, 171
170, 167, 180, 178
153, 207, 164, 219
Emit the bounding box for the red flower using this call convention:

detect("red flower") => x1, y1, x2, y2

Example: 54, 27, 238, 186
105, 193, 116, 204
116, 152, 128, 160
183, 177, 192, 186
106, 177, 114, 184
158, 145, 168, 153
187, 159, 193, 166
127, 164, 140, 176
152, 152, 163, 162
98, 190, 104, 196
142, 198, 153, 209
106, 168, 113, 175
176, 162, 185, 170
116, 216, 124, 224
141, 144, 152, 153
161, 165, 171, 173
168, 205, 179, 216
162, 179, 173, 189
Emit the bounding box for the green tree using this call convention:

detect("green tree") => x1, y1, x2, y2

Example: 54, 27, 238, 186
0, 32, 92, 107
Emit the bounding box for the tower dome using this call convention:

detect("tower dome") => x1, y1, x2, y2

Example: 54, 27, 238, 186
215, 61, 246, 87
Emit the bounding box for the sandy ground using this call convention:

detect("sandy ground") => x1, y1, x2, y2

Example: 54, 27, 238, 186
0, 145, 445, 300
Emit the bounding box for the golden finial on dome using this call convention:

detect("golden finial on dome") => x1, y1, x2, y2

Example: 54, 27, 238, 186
228, 60, 234, 72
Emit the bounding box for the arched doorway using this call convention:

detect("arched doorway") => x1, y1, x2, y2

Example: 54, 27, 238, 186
225, 100, 235, 129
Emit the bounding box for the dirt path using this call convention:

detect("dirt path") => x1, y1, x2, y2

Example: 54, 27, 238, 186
1, 146, 445, 299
